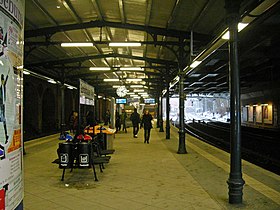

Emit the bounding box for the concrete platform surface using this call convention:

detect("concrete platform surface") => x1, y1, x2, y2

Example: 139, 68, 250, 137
23, 125, 280, 210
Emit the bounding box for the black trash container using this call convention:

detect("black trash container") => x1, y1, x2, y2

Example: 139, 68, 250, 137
77, 142, 91, 167
59, 142, 73, 168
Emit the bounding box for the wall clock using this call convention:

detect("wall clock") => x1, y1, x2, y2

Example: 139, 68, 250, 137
116, 86, 128, 97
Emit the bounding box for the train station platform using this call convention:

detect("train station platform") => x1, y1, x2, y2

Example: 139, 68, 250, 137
23, 125, 280, 210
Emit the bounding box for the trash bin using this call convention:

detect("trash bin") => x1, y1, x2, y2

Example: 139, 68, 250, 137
59, 142, 73, 168
77, 142, 91, 167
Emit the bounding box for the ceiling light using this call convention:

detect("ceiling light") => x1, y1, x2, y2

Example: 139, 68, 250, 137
56, 5, 61, 9
113, 85, 121, 88
133, 96, 141, 99
109, 42, 141, 47
120, 67, 143, 71
23, 70, 30, 75
103, 79, 120, 82
190, 61, 202, 68
89, 67, 111, 71
138, 92, 148, 95
48, 79, 57, 84
67, 86, 74, 89
189, 73, 201, 77
61, 43, 94, 47
222, 23, 249, 40
126, 78, 142, 82
130, 94, 138, 97
130, 85, 143, 88
133, 89, 145, 92
189, 82, 204, 87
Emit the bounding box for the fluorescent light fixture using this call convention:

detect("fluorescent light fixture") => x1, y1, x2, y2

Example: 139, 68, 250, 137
126, 78, 142, 82
189, 82, 203, 87
222, 23, 249, 40
130, 94, 138, 97
133, 96, 141, 99
67, 86, 74, 89
140, 103, 145, 106
120, 67, 143, 71
89, 67, 111, 71
261, 104, 269, 106
199, 73, 218, 81
16, 65, 23, 69
48, 79, 57, 84
138, 92, 148, 95
253, 104, 258, 107
113, 85, 121, 88
130, 85, 143, 88
189, 73, 201, 77
126, 92, 135, 95
61, 43, 94, 47
245, 105, 250, 107
190, 60, 202, 68
98, 96, 103, 98
23, 70, 30, 75
133, 89, 145, 92
103, 79, 120, 82
109, 42, 141, 47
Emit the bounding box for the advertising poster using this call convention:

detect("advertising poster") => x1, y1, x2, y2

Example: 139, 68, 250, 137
263, 105, 273, 124
256, 105, 262, 123
248, 106, 253, 122
0, 1, 25, 209
242, 107, 248, 122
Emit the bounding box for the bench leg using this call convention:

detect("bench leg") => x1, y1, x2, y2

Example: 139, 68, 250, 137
61, 168, 66, 181
99, 164, 103, 173
92, 164, 98, 181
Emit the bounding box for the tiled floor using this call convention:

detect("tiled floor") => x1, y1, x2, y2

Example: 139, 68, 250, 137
23, 126, 280, 210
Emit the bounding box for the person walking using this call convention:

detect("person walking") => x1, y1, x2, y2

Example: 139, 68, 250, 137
115, 111, 121, 133
121, 109, 127, 133
140, 110, 153, 144
104, 109, 110, 125
130, 108, 140, 138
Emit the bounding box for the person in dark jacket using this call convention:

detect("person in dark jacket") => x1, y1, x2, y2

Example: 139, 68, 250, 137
140, 110, 153, 144
115, 111, 121, 133
130, 108, 141, 138
86, 110, 96, 127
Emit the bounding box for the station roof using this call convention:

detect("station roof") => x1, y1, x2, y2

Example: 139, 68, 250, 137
24, 0, 280, 98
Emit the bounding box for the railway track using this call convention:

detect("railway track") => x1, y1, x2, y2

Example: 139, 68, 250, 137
183, 121, 280, 175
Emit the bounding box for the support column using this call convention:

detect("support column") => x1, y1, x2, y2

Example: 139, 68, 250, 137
157, 96, 160, 128
95, 93, 99, 122
225, 0, 245, 204
177, 38, 187, 154
166, 82, 170, 139
60, 84, 66, 134
159, 96, 164, 132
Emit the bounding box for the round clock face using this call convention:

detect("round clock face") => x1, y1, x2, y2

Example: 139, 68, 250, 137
116, 86, 128, 97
